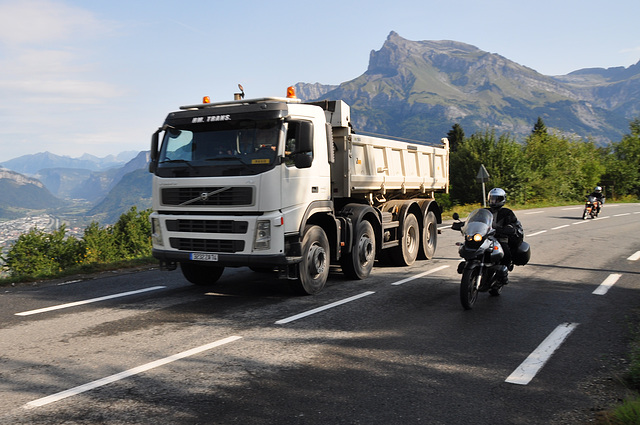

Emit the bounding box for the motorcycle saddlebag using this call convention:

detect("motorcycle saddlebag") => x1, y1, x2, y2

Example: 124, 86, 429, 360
513, 241, 531, 266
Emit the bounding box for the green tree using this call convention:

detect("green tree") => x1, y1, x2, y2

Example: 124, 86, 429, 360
112, 206, 152, 259
532, 117, 548, 137
450, 129, 529, 204
447, 123, 465, 152
524, 132, 604, 202
3, 225, 83, 278
83, 221, 119, 263
603, 118, 640, 197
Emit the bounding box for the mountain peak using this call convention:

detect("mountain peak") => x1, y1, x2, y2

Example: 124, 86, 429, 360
310, 32, 637, 144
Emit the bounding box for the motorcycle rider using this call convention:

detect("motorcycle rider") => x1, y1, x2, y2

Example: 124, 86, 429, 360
486, 188, 523, 284
587, 186, 605, 215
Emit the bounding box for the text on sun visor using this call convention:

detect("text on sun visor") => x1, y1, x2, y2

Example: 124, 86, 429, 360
192, 115, 231, 123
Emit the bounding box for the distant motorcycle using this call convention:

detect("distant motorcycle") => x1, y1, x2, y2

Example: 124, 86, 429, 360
582, 195, 600, 219
452, 209, 530, 310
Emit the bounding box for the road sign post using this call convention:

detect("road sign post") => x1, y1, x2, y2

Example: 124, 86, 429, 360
476, 164, 490, 207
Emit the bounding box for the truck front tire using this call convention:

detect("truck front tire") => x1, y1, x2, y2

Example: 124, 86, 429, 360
294, 225, 330, 295
180, 263, 224, 286
341, 220, 375, 280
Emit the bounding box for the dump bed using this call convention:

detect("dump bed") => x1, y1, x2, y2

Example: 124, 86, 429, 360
331, 132, 449, 199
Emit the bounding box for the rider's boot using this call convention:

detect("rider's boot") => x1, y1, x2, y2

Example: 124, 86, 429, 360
497, 265, 509, 285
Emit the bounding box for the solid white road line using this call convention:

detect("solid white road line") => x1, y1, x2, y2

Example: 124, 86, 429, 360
628, 251, 640, 261
505, 323, 578, 385
15, 286, 167, 316
24, 335, 242, 409
391, 265, 450, 286
525, 210, 545, 214
592, 274, 622, 295
275, 291, 375, 324
551, 225, 570, 230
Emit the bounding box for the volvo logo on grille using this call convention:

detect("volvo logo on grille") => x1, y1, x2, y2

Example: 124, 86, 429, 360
178, 186, 232, 207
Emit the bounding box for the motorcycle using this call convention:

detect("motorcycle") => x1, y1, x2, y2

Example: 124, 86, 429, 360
451, 209, 530, 310
582, 195, 600, 219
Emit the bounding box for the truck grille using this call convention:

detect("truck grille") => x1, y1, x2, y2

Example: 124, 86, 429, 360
166, 219, 248, 234
162, 187, 253, 206
169, 238, 245, 253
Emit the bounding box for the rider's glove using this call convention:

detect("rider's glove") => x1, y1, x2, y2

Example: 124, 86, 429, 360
497, 226, 516, 236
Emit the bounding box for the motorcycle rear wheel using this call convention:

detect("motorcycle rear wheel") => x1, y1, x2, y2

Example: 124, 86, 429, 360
460, 267, 481, 310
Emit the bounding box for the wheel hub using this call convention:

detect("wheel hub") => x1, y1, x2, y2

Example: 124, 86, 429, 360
358, 237, 374, 263
307, 245, 326, 275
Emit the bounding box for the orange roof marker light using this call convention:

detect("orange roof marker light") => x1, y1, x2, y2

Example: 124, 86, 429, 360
286, 86, 297, 99
203, 96, 211, 104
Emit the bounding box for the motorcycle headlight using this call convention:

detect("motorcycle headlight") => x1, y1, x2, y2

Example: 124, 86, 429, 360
465, 233, 484, 249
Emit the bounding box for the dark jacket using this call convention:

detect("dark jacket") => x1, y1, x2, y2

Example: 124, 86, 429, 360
487, 207, 523, 248
588, 192, 605, 203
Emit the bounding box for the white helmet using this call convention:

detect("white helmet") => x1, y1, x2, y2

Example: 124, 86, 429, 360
488, 188, 506, 208
594, 186, 602, 193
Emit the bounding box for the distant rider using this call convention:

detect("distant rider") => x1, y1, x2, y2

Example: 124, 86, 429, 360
587, 186, 605, 215
486, 188, 524, 284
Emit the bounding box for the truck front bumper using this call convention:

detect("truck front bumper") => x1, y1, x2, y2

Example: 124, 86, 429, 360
152, 244, 302, 268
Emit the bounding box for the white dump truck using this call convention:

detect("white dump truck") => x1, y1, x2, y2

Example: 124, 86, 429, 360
148, 87, 449, 294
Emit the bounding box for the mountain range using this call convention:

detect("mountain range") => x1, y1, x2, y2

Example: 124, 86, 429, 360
295, 31, 639, 144
0, 152, 151, 224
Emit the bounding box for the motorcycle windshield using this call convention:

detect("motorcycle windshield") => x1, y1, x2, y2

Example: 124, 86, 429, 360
462, 208, 493, 235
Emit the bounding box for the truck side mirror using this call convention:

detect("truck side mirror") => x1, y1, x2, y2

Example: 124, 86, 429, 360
291, 121, 313, 169
295, 121, 313, 153
149, 130, 160, 173
294, 153, 313, 169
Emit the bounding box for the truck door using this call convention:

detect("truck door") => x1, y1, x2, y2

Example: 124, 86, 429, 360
281, 120, 330, 232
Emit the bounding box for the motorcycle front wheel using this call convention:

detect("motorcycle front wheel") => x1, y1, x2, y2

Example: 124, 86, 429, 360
460, 266, 481, 310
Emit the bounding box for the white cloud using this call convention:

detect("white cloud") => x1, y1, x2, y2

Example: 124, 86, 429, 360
0, 2, 125, 107
0, 0, 106, 46
0, 79, 125, 103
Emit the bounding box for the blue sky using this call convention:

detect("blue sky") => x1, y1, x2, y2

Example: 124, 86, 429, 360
0, 0, 639, 163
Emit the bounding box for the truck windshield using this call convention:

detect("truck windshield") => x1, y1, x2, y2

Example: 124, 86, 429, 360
156, 120, 281, 176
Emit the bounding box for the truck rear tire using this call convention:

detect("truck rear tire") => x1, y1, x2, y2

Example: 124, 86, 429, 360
341, 220, 375, 280
180, 263, 224, 286
391, 213, 419, 266
294, 225, 330, 295
419, 211, 438, 260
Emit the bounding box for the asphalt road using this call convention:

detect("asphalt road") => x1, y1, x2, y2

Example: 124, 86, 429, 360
1, 203, 639, 424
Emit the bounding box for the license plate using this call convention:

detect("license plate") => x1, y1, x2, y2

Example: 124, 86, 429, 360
190, 253, 219, 261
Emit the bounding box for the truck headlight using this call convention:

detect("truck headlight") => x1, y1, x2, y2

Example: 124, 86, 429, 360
254, 220, 271, 250
151, 217, 164, 247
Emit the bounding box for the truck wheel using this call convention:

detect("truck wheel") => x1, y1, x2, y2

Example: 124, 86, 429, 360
341, 220, 376, 280
419, 211, 438, 260
294, 225, 330, 295
180, 263, 224, 286
391, 213, 419, 266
